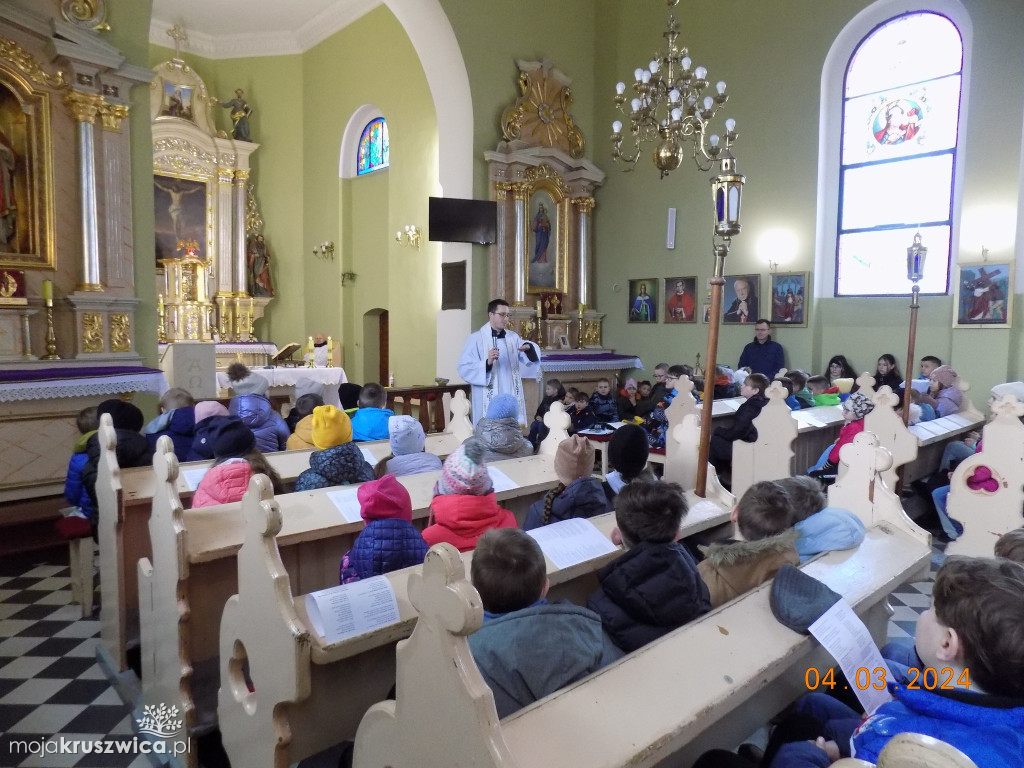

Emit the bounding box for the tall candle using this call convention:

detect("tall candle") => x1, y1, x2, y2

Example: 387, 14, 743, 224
536, 300, 542, 317
42, 280, 53, 304
158, 293, 164, 311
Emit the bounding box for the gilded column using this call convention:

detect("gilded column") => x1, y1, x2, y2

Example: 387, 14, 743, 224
493, 182, 512, 301
64, 90, 105, 291
216, 168, 235, 296
511, 182, 531, 305
572, 197, 596, 308
233, 170, 249, 295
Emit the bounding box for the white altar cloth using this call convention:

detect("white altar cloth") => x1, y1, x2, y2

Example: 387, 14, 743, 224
217, 367, 348, 408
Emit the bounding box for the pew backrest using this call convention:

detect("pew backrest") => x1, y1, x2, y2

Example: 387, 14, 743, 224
731, 381, 795, 498
539, 402, 570, 455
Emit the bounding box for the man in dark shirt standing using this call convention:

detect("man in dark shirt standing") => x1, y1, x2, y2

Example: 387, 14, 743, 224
737, 319, 785, 379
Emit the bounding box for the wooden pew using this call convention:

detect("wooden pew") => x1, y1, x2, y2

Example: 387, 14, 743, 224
945, 393, 1024, 557
351, 432, 931, 768
731, 381, 796, 499
134, 439, 563, 766
216, 480, 733, 768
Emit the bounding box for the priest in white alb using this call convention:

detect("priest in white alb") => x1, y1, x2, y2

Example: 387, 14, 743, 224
457, 299, 541, 426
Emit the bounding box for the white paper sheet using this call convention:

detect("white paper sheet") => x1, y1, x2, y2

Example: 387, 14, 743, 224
182, 467, 208, 491
526, 517, 618, 569
578, 427, 614, 436
809, 600, 894, 715
360, 447, 377, 465
304, 576, 401, 644
487, 465, 519, 493
326, 487, 363, 523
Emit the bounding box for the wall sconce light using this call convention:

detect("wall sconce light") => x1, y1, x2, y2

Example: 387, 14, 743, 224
341, 271, 357, 286
313, 241, 335, 261
767, 259, 779, 273
395, 225, 421, 249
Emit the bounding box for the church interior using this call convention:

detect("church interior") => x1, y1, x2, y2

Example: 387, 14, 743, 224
0, 0, 1022, 765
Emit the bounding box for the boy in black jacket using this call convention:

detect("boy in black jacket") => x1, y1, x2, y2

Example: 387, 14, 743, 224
709, 372, 769, 474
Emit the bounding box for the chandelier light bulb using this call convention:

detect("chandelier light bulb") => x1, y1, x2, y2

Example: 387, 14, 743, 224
703, 96, 714, 110
634, 67, 644, 81
725, 118, 736, 132
695, 66, 707, 80
681, 56, 692, 70
669, 88, 681, 103
717, 81, 727, 95
631, 98, 642, 112
649, 59, 660, 73
671, 107, 682, 121
641, 70, 651, 83
709, 134, 720, 147
616, 82, 626, 94
612, 120, 623, 133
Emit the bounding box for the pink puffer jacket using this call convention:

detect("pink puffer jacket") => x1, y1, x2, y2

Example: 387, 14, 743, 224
192, 459, 253, 508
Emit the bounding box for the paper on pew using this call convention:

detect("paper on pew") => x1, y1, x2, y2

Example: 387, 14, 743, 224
577, 428, 614, 436
487, 466, 519, 492
304, 576, 401, 644
902, 379, 930, 394
327, 487, 363, 523
809, 600, 894, 715
360, 447, 377, 465
182, 467, 208, 491
526, 517, 618, 569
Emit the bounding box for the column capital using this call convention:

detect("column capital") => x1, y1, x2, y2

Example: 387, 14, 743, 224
571, 196, 596, 214
63, 89, 103, 123
510, 181, 532, 200
494, 181, 515, 199
97, 102, 130, 131
234, 169, 251, 183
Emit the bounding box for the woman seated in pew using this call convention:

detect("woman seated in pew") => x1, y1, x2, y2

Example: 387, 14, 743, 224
187, 400, 228, 461
339, 474, 429, 583
373, 415, 442, 478
421, 437, 517, 551
523, 435, 610, 530
587, 481, 711, 653
873, 353, 905, 399
919, 364, 962, 418
192, 416, 283, 506
285, 392, 325, 450
473, 393, 534, 463
603, 423, 656, 499
468, 528, 622, 718
293, 405, 375, 491
824, 354, 857, 390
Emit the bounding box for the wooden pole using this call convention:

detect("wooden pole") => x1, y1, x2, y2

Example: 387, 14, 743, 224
901, 286, 920, 427
696, 244, 728, 496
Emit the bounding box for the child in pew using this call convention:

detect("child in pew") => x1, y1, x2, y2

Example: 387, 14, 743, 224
589, 377, 620, 423
467, 528, 623, 718
641, 364, 688, 449
767, 557, 1024, 768
529, 378, 566, 449
587, 481, 711, 653
349, 382, 394, 442
785, 369, 815, 409
616, 378, 639, 421
421, 437, 517, 552
808, 391, 874, 480
338, 474, 428, 583
919, 364, 962, 418
285, 378, 325, 433
293, 405, 375, 491
919, 354, 942, 380
374, 415, 443, 478
227, 362, 290, 453
187, 400, 229, 461
603, 423, 656, 499
61, 406, 99, 529
474, 393, 534, 462
192, 416, 283, 506
776, 475, 865, 562
776, 377, 801, 410
523, 435, 611, 530
285, 392, 325, 450
81, 399, 154, 515
567, 390, 597, 434
143, 387, 196, 461
995, 528, 1024, 563
708, 373, 770, 475
806, 374, 841, 406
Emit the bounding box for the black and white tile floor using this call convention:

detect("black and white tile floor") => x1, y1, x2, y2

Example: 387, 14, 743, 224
0, 543, 945, 768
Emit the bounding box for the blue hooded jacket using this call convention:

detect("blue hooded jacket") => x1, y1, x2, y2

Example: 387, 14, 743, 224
793, 507, 866, 562
350, 406, 394, 442
339, 518, 429, 583
144, 406, 196, 461
229, 394, 289, 453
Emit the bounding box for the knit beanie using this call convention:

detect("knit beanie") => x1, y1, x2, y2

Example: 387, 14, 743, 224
357, 474, 414, 523
843, 391, 874, 420
294, 377, 325, 401
194, 400, 229, 423
486, 393, 518, 420
624, 378, 637, 390
312, 405, 353, 450
209, 416, 256, 459
991, 381, 1024, 403
434, 437, 493, 496
554, 435, 595, 486
231, 372, 270, 397
97, 399, 144, 432
608, 423, 649, 478
389, 415, 425, 456
930, 365, 958, 389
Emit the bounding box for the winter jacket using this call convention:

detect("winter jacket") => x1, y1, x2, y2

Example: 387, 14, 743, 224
643, 389, 676, 449
473, 416, 533, 463
522, 476, 612, 531
873, 370, 905, 403
697, 531, 800, 608
794, 507, 865, 562
568, 405, 597, 433
794, 387, 815, 409
712, 393, 768, 443
383, 451, 443, 477
82, 428, 154, 511
853, 686, 1024, 768
922, 386, 962, 418
616, 394, 637, 421
229, 394, 290, 453
350, 407, 394, 442
339, 518, 429, 583
587, 541, 711, 653
737, 336, 785, 379
286, 414, 315, 450
187, 417, 219, 462
589, 391, 619, 423
468, 599, 623, 718
294, 442, 375, 491
144, 407, 196, 462
812, 389, 842, 407
192, 459, 252, 507
64, 431, 97, 518
829, 418, 866, 464
421, 492, 517, 552
534, 391, 564, 422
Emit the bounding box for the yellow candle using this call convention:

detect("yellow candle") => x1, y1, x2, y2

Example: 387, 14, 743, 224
536, 300, 542, 317
158, 293, 164, 309
42, 280, 53, 303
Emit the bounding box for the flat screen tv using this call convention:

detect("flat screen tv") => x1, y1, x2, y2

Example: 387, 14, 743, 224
428, 197, 497, 244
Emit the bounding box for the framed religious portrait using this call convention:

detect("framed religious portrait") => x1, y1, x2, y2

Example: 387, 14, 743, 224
664, 276, 698, 323
0, 72, 55, 270
769, 272, 809, 327
159, 81, 195, 122
628, 278, 657, 323
154, 174, 208, 264
526, 187, 565, 293
953, 262, 1012, 328
722, 274, 761, 325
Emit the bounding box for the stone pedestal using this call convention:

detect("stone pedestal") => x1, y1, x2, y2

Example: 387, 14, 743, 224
161, 341, 218, 399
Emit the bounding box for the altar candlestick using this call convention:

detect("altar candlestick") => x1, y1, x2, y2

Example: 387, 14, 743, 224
327, 335, 334, 368
42, 280, 53, 306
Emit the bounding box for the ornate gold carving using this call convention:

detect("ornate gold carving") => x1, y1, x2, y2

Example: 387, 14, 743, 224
572, 196, 596, 214
61, 0, 110, 32
63, 90, 103, 123
234, 169, 250, 182
82, 313, 104, 353
156, 156, 207, 175
218, 169, 234, 183
109, 313, 131, 352
500, 61, 584, 158
98, 102, 129, 131
153, 138, 218, 165
524, 164, 570, 198
0, 36, 66, 89
494, 182, 513, 200
583, 319, 602, 347
220, 153, 238, 166
510, 181, 532, 201
245, 184, 264, 237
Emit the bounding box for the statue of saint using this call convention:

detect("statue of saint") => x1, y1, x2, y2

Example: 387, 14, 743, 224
247, 234, 274, 297
221, 89, 253, 142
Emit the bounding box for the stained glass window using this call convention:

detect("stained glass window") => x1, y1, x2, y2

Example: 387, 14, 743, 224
836, 13, 963, 296
357, 118, 389, 176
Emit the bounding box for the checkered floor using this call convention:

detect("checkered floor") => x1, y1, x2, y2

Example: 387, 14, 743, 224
0, 540, 944, 768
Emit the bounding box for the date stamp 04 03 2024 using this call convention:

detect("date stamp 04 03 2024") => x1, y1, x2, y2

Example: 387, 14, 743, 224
804, 666, 970, 692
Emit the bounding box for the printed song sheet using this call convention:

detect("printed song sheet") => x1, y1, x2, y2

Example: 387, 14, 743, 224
305, 576, 401, 644
487, 465, 519, 493
182, 467, 208, 491
527, 517, 617, 569
327, 487, 363, 523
